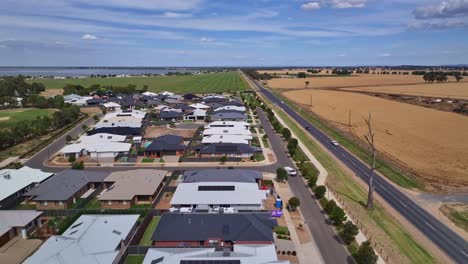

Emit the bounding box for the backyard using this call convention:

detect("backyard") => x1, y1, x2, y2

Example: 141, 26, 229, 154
139, 216, 161, 246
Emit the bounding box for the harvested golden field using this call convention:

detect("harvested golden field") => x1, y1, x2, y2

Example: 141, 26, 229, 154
283, 89, 468, 189
258, 69, 310, 75
268, 74, 429, 89
344, 82, 468, 100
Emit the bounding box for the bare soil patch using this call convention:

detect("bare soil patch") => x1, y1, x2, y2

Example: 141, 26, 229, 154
268, 74, 429, 90
0, 117, 10, 122
40, 89, 63, 97
283, 89, 468, 191
155, 192, 173, 209
144, 126, 197, 139
345, 82, 468, 100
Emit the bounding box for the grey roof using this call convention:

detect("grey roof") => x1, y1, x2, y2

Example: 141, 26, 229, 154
0, 210, 43, 237
199, 143, 255, 155
160, 111, 182, 119
146, 135, 186, 151
182, 169, 262, 183
24, 170, 110, 201
152, 213, 276, 243
211, 111, 247, 121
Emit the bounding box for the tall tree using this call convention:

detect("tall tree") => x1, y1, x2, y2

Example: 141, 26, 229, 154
305, 81, 310, 88
364, 112, 376, 210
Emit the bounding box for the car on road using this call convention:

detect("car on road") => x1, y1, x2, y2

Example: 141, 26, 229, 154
331, 140, 339, 146
305, 126, 311, 130
169, 207, 179, 213
223, 207, 236, 214
180, 207, 193, 213
284, 166, 297, 176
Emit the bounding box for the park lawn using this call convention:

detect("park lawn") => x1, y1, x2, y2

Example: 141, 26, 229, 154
272, 105, 435, 264
31, 72, 250, 93
139, 216, 161, 246
0, 108, 55, 130
125, 255, 145, 264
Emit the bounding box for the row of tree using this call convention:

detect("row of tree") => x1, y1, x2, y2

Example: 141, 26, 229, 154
63, 83, 143, 96
0, 104, 81, 151
422, 71, 464, 83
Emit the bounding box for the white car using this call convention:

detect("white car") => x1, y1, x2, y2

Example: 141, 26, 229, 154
284, 166, 297, 176
331, 140, 339, 146
223, 208, 236, 214
168, 207, 179, 213
179, 207, 193, 213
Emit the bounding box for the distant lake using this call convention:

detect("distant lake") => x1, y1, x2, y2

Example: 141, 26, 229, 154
0, 67, 200, 77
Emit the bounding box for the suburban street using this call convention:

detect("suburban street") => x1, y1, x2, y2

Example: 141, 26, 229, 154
247, 74, 468, 264
258, 109, 353, 263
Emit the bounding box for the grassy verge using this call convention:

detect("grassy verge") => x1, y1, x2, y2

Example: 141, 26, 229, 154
273, 105, 435, 264
125, 255, 145, 264
272, 90, 422, 190
139, 216, 161, 246
440, 204, 468, 232
141, 158, 155, 163
262, 137, 271, 148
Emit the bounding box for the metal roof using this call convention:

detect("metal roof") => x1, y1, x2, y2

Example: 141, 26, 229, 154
0, 210, 43, 237
182, 169, 262, 183
198, 143, 255, 155
151, 213, 276, 243
0, 166, 54, 203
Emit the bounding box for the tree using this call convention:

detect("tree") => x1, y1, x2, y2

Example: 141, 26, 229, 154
340, 221, 359, 244
364, 113, 376, 210
329, 206, 347, 226
324, 200, 337, 214
297, 72, 307, 78
354, 241, 378, 264
305, 81, 310, 88
287, 138, 298, 150
68, 155, 76, 163
71, 161, 85, 170
282, 128, 291, 141
314, 185, 326, 199
276, 167, 288, 182
307, 175, 318, 188
220, 155, 228, 164
66, 135, 73, 142
454, 72, 464, 82
288, 197, 300, 210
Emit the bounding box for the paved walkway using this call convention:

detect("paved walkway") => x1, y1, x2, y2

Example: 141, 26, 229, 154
0, 157, 19, 168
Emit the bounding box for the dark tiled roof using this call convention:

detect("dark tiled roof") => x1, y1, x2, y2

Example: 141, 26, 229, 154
211, 111, 247, 120
203, 97, 226, 103
146, 135, 186, 151
160, 111, 182, 119
174, 104, 195, 110
182, 169, 262, 183
152, 213, 276, 242
183, 94, 199, 100
198, 143, 255, 155
24, 170, 110, 201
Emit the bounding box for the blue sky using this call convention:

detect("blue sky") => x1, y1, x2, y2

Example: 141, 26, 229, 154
0, 0, 467, 66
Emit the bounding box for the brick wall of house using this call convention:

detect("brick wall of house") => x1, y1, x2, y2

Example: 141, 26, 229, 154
100, 200, 131, 209
153, 241, 202, 247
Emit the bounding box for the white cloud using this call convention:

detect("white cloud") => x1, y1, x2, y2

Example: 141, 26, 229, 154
301, 2, 321, 10
200, 37, 215, 43
162, 12, 192, 18
81, 34, 98, 40
323, 0, 367, 9
380, 53, 391, 57
413, 0, 468, 19
408, 20, 468, 30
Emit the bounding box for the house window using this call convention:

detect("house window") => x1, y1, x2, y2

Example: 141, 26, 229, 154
43, 201, 48, 206
123, 201, 127, 205
108, 201, 112, 205
59, 201, 63, 205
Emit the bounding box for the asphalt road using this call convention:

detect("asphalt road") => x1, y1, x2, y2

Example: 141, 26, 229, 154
247, 74, 468, 263
258, 109, 353, 264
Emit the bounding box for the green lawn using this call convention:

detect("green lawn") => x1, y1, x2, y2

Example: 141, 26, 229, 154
84, 198, 101, 209
273, 106, 435, 264
0, 108, 55, 129
141, 158, 155, 163
125, 255, 145, 264
139, 216, 161, 246
31, 72, 250, 93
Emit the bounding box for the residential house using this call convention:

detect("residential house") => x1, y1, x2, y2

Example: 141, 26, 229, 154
103, 102, 121, 112
0, 210, 43, 247
59, 141, 131, 162
211, 111, 247, 121
182, 93, 199, 101
202, 134, 251, 145
170, 182, 267, 210
205, 102, 224, 109
143, 244, 289, 264
0, 167, 54, 208
99, 170, 167, 209
151, 213, 276, 246
182, 169, 262, 184
224, 100, 244, 107
202, 127, 252, 137
85, 98, 103, 106
173, 104, 195, 113
214, 105, 247, 112
78, 133, 127, 144
142, 91, 158, 97
64, 94, 90, 106
189, 103, 211, 109
23, 214, 139, 264
204, 121, 250, 130
23, 170, 109, 210
144, 135, 186, 157
160, 111, 182, 121
198, 143, 256, 159
183, 108, 206, 121
87, 127, 142, 136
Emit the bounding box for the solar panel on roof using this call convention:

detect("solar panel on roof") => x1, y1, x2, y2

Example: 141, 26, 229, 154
112, 230, 122, 235
198, 186, 235, 191
70, 222, 83, 229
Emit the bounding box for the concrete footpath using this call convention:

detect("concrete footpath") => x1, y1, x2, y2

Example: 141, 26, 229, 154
272, 108, 386, 264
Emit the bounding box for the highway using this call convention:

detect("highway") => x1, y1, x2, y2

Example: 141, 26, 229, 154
245, 73, 468, 264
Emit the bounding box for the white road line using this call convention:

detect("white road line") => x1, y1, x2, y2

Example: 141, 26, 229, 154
461, 250, 468, 258
399, 200, 408, 208
425, 221, 435, 230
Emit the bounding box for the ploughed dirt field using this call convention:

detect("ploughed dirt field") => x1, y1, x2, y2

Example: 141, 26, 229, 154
283, 89, 468, 191
344, 82, 468, 100
267, 74, 433, 90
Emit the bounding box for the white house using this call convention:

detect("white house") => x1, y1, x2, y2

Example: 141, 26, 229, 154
189, 103, 210, 109
171, 182, 267, 210
204, 121, 250, 130
214, 106, 247, 112
103, 102, 121, 112
23, 214, 139, 264
160, 91, 175, 97
183, 109, 206, 121
203, 127, 252, 137
142, 91, 158, 97
59, 142, 132, 162
77, 133, 127, 144
103, 110, 146, 120
202, 134, 251, 145
0, 167, 54, 208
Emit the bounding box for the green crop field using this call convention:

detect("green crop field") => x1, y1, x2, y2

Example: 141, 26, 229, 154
0, 108, 55, 129
30, 72, 250, 93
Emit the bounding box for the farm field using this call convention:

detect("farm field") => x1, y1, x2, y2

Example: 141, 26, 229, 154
267, 74, 431, 89
29, 72, 249, 93
344, 82, 468, 100
0, 108, 55, 129
282, 89, 468, 190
